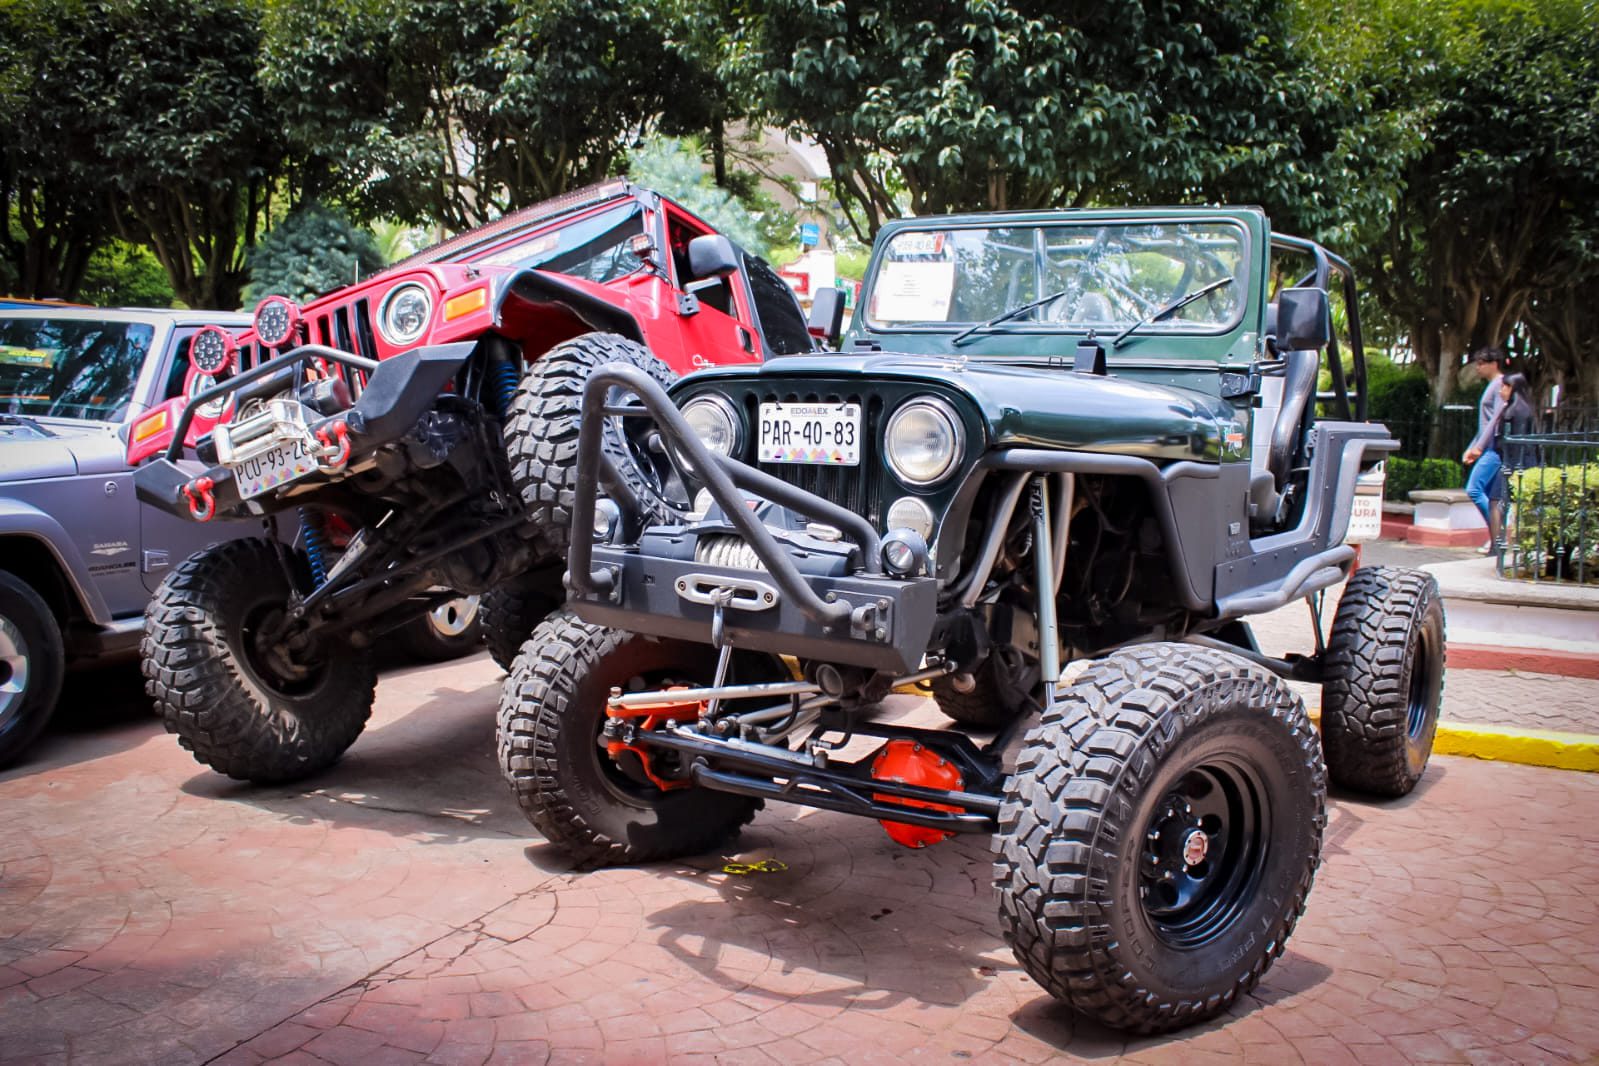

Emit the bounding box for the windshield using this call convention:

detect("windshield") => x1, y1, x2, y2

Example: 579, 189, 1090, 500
865, 220, 1247, 336
471, 202, 647, 284
0, 316, 156, 420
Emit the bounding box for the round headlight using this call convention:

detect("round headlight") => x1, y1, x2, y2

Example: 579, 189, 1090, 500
189, 325, 236, 375
253, 295, 300, 348
884, 398, 962, 486
681, 395, 741, 458
378, 283, 434, 346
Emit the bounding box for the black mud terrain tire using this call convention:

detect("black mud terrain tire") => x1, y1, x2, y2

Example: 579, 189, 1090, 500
480, 569, 561, 673
995, 642, 1325, 1034
505, 332, 676, 565
399, 595, 483, 661
0, 571, 65, 769
143, 539, 377, 783
931, 646, 1039, 728
497, 609, 760, 866
1321, 566, 1446, 797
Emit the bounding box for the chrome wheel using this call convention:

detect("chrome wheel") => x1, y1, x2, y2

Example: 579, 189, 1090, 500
427, 596, 480, 638
0, 615, 30, 729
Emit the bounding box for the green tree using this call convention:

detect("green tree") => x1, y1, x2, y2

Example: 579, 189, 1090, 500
100, 0, 286, 310
0, 0, 115, 299
746, 0, 1371, 242
1308, 0, 1599, 410
261, 0, 721, 232
626, 137, 794, 257
244, 201, 386, 304
77, 241, 178, 308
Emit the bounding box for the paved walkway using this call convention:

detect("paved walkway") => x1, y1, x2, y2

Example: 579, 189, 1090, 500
4, 645, 1598, 1065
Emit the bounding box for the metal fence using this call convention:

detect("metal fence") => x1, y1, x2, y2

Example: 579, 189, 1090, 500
1498, 430, 1599, 584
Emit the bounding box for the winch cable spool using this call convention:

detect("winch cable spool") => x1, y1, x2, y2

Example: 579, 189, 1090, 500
870, 739, 965, 848
299, 509, 331, 588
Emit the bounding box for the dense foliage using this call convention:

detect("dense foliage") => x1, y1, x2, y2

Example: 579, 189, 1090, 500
1, 0, 1594, 420
244, 202, 386, 304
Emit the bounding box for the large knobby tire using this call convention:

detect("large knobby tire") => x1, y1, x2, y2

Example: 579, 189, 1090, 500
399, 595, 484, 662
995, 642, 1326, 1034
1321, 566, 1446, 797
498, 609, 760, 867
143, 538, 376, 783
931, 645, 1039, 728
480, 569, 562, 674
505, 332, 677, 565
0, 571, 65, 769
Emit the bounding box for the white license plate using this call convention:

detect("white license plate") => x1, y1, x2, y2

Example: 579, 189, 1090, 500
231, 439, 317, 499
1346, 493, 1383, 544
758, 402, 862, 465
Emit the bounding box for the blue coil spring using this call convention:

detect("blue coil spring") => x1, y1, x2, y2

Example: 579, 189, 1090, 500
300, 509, 329, 588
493, 362, 520, 418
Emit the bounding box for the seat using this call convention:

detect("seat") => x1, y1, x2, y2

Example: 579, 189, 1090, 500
1249, 301, 1321, 524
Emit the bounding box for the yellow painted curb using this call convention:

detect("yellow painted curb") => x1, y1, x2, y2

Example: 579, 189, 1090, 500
1432, 721, 1599, 773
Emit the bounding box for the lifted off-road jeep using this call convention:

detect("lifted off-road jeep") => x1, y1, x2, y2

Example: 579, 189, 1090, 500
130, 181, 814, 783
498, 207, 1445, 1033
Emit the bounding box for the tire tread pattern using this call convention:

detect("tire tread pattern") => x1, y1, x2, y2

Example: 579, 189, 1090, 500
993, 642, 1326, 1033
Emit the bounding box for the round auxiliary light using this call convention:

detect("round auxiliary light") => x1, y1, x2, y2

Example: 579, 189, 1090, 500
378, 282, 434, 346
886, 496, 936, 542
189, 325, 237, 376
252, 295, 301, 348
881, 528, 929, 578
884, 397, 962, 486
593, 497, 621, 542
681, 395, 741, 458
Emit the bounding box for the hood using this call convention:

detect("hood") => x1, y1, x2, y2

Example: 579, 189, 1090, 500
682, 353, 1239, 462
0, 415, 127, 480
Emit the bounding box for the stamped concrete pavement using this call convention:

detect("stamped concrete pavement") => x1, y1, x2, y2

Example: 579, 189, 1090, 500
3, 643, 1598, 1065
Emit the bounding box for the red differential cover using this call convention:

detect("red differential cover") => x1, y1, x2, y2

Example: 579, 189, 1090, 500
870, 739, 965, 849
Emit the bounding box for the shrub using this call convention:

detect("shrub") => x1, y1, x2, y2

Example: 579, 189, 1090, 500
1383, 457, 1464, 501
1508, 463, 1599, 582
245, 202, 385, 306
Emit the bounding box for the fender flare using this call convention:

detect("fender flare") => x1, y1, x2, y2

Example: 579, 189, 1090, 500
0, 498, 112, 624
492, 270, 645, 349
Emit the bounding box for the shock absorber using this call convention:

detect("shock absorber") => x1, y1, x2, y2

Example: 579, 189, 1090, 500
299, 508, 330, 589
493, 361, 520, 418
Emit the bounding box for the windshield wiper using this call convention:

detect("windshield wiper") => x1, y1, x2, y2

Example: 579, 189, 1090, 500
1110, 276, 1234, 350
950, 287, 1075, 347
0, 413, 54, 436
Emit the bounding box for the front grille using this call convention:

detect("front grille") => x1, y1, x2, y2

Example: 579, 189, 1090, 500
743, 390, 886, 529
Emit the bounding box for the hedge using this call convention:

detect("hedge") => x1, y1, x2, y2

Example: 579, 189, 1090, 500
1384, 457, 1465, 501
1507, 464, 1599, 582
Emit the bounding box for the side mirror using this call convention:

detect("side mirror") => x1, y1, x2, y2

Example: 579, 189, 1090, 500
808, 286, 847, 348
687, 235, 740, 281
1275, 287, 1331, 350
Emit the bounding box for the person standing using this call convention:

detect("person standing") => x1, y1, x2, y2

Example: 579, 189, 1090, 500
1463, 346, 1506, 551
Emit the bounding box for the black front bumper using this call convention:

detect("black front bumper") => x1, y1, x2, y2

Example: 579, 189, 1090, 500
134, 342, 473, 521
565, 365, 938, 675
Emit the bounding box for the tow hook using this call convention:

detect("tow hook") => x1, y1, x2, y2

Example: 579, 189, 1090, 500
183, 476, 216, 522
314, 420, 351, 471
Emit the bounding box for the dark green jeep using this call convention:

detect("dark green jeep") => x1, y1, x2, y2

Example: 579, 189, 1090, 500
497, 207, 1445, 1032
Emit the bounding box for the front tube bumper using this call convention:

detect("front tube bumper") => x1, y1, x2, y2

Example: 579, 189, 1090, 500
567, 365, 936, 674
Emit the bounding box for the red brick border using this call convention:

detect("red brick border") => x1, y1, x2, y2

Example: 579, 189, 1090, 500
1450, 642, 1599, 679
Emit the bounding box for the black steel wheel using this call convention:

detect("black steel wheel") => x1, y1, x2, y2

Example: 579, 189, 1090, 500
504, 332, 678, 567
1322, 566, 1447, 797
143, 539, 376, 783
994, 642, 1325, 1033
0, 571, 65, 769
497, 609, 776, 867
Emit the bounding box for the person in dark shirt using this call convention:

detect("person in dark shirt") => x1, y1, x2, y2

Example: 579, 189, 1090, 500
1463, 346, 1506, 550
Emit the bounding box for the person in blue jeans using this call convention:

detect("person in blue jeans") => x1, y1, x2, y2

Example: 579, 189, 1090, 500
1462, 346, 1505, 551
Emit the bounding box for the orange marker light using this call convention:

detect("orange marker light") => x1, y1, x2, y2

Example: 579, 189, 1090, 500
443, 287, 487, 321
132, 409, 169, 443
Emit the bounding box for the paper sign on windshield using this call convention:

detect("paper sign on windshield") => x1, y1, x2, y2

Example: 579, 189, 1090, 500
870, 261, 956, 323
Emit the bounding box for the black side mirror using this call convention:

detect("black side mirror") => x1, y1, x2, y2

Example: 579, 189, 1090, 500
687, 235, 740, 281
808, 286, 847, 348
1275, 287, 1331, 350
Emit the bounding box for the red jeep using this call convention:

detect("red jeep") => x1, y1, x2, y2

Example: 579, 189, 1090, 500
130, 181, 819, 784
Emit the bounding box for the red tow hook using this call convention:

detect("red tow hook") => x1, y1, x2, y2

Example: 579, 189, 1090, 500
315, 421, 351, 470
183, 476, 216, 522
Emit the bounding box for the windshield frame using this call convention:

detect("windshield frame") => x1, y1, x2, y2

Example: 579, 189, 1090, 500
857, 214, 1254, 344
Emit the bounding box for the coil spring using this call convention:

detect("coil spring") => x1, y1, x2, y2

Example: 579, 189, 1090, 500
300, 508, 329, 588
493, 362, 520, 418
